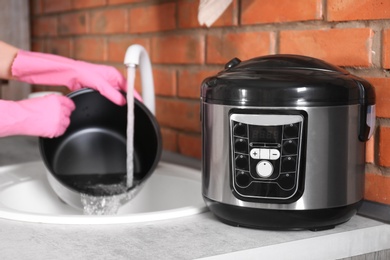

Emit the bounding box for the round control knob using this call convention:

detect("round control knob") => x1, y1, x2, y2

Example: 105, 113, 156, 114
281, 156, 296, 172
234, 138, 248, 153
233, 123, 247, 137
283, 139, 297, 155
284, 124, 299, 138
256, 160, 273, 178
235, 155, 248, 170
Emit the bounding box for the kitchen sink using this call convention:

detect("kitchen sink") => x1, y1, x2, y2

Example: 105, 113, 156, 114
0, 161, 206, 224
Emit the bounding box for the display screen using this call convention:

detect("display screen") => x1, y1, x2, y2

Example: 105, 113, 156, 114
250, 126, 281, 143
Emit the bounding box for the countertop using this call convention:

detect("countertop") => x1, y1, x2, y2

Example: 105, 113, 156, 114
0, 209, 389, 260
0, 145, 389, 259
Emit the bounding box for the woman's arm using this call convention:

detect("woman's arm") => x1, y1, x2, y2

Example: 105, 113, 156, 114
0, 41, 19, 79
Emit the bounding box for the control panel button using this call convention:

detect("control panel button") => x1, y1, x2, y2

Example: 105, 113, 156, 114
278, 173, 296, 190
235, 155, 249, 170
234, 123, 247, 137
251, 148, 280, 160
236, 170, 251, 187
260, 149, 270, 159
283, 139, 298, 155
256, 160, 273, 178
235, 138, 248, 154
269, 149, 280, 160
281, 156, 296, 172
250, 148, 260, 159
284, 124, 299, 138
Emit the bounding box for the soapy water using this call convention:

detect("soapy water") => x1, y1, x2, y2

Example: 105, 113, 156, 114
81, 66, 137, 215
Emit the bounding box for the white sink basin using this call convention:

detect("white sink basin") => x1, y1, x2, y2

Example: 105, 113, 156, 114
0, 161, 206, 224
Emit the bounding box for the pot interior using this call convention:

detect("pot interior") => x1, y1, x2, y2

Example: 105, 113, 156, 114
39, 89, 161, 196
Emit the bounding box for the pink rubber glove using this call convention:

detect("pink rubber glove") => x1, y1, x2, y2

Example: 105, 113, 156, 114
12, 50, 131, 105
0, 95, 75, 138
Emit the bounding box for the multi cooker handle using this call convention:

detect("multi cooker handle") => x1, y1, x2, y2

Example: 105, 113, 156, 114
357, 80, 376, 142
359, 104, 376, 142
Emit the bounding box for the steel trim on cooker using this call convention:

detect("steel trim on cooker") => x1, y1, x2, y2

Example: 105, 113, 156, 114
202, 102, 365, 210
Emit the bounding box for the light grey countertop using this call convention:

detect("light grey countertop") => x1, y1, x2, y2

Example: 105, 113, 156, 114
0, 209, 389, 260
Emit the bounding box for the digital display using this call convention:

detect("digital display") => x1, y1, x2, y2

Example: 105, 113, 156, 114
250, 126, 281, 143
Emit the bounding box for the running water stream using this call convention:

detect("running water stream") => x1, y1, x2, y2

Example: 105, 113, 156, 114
126, 66, 136, 189
80, 66, 137, 215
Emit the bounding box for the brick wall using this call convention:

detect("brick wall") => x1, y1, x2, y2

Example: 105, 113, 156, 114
29, 0, 390, 206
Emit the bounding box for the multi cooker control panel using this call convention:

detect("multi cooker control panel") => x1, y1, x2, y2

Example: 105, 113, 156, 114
230, 112, 305, 201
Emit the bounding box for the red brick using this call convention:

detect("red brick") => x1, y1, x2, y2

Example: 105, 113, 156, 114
74, 37, 106, 61
177, 0, 201, 28
58, 12, 88, 35
72, 0, 106, 9
32, 16, 58, 37
178, 69, 219, 99
365, 173, 390, 205
207, 31, 275, 64
366, 134, 375, 164
30, 0, 43, 15
46, 38, 73, 57
178, 0, 238, 29
107, 37, 150, 63
178, 133, 201, 159
378, 126, 390, 167
128, 2, 176, 33
111, 63, 129, 81
241, 0, 323, 24
152, 35, 205, 64
153, 68, 177, 97
279, 28, 373, 67
365, 78, 390, 118
161, 127, 178, 152
127, 67, 176, 98
42, 0, 72, 13
156, 98, 201, 132
31, 39, 45, 53
108, 0, 143, 5
328, 0, 390, 21
90, 9, 127, 34
383, 30, 390, 69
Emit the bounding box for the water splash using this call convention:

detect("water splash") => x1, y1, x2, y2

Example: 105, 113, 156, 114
80, 184, 141, 215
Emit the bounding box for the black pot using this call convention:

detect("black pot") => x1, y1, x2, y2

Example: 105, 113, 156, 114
39, 88, 162, 208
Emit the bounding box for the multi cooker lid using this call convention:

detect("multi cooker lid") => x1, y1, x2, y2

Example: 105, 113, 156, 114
201, 54, 375, 107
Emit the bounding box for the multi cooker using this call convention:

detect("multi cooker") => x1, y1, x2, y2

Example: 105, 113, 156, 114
201, 54, 375, 230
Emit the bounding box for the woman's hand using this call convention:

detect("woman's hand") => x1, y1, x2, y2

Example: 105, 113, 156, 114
11, 50, 127, 106
0, 95, 75, 138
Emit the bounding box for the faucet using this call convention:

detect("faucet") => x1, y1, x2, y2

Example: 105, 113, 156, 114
124, 44, 155, 115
